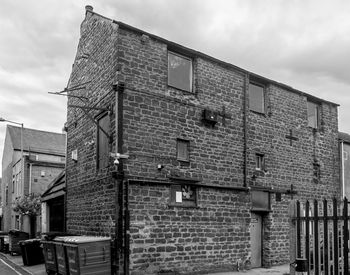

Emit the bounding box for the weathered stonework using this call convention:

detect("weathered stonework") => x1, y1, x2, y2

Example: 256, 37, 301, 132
65, 7, 340, 274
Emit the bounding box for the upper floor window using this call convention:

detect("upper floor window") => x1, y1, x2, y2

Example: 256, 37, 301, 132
255, 154, 265, 171
177, 139, 190, 162
249, 82, 265, 113
97, 112, 110, 170
168, 51, 192, 92
307, 101, 319, 129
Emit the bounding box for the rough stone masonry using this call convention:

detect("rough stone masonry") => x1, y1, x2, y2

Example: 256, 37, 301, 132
65, 6, 340, 275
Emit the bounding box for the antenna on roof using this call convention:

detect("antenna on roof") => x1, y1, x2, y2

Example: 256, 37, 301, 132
48, 81, 91, 101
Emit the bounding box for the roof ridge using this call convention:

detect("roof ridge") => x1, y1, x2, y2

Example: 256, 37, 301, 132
7, 125, 65, 136
84, 6, 339, 107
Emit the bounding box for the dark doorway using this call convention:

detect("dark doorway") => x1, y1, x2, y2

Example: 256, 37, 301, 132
48, 196, 64, 232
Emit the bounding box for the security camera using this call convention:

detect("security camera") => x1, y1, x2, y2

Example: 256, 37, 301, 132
113, 158, 119, 166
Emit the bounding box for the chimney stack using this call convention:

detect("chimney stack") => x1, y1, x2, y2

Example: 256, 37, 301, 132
85, 5, 93, 13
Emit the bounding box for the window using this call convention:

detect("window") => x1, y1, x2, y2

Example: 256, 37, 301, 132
97, 113, 110, 170
177, 139, 190, 162
255, 154, 265, 171
168, 51, 192, 92
249, 82, 265, 113
5, 185, 8, 205
307, 101, 319, 129
313, 161, 320, 183
15, 215, 20, 230
170, 184, 197, 207
12, 174, 15, 193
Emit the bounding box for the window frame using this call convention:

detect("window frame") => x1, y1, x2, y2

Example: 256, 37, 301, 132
249, 81, 266, 114
96, 112, 111, 171
176, 138, 190, 162
167, 51, 193, 93
313, 161, 321, 183
307, 100, 320, 129
255, 153, 265, 171
170, 184, 197, 207
251, 190, 271, 212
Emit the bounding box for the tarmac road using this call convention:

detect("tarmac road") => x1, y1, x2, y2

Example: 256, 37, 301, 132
0, 257, 28, 275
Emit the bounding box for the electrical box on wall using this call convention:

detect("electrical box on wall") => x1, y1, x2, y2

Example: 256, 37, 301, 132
202, 109, 218, 125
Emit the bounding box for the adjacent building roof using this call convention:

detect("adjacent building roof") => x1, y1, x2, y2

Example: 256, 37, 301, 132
8, 125, 66, 156
339, 132, 350, 143
41, 170, 65, 202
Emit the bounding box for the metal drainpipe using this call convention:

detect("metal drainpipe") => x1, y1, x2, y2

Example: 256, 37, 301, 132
124, 179, 130, 275
63, 124, 68, 233
29, 163, 32, 194
243, 73, 249, 188
341, 141, 345, 198
114, 83, 125, 274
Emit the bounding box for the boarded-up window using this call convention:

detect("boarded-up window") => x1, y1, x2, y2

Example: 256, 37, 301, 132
177, 139, 190, 162
251, 190, 270, 211
168, 52, 192, 92
97, 113, 110, 170
249, 83, 265, 113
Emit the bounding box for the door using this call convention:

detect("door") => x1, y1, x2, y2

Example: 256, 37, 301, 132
48, 196, 65, 232
250, 212, 262, 268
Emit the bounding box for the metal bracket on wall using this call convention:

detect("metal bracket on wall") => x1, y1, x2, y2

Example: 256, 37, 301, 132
48, 81, 91, 102
68, 104, 112, 141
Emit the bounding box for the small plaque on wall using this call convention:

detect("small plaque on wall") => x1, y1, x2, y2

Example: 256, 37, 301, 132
176, 191, 182, 203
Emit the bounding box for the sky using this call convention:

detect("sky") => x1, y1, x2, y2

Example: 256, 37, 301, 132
0, 0, 349, 177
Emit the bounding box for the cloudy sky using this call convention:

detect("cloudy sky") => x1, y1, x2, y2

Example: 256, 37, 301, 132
1, 0, 349, 176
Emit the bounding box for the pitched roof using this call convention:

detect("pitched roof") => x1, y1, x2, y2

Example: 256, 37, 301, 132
41, 170, 65, 201
339, 132, 350, 143
84, 7, 339, 107
8, 125, 66, 155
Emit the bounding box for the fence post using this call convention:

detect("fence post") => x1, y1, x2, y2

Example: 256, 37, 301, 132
305, 200, 310, 273
290, 200, 297, 275
343, 197, 349, 274
297, 201, 301, 259
314, 200, 319, 275
323, 199, 329, 274
333, 198, 339, 275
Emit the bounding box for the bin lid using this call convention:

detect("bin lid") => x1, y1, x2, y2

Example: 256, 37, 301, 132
8, 230, 29, 237
55, 236, 111, 244
53, 236, 72, 242
20, 238, 41, 244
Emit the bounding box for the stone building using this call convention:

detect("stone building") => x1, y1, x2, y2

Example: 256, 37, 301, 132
1, 125, 65, 234
64, 6, 340, 274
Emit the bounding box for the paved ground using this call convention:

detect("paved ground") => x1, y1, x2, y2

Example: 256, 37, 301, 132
0, 257, 25, 275
0, 251, 291, 275
205, 264, 290, 274
0, 253, 46, 275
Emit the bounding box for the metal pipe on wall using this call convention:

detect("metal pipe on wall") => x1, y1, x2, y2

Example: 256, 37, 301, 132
243, 73, 249, 188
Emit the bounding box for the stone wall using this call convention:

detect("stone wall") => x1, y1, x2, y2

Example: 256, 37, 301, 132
65, 8, 340, 274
